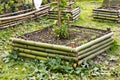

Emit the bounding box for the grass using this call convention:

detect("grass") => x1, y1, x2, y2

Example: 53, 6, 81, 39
0, 0, 120, 80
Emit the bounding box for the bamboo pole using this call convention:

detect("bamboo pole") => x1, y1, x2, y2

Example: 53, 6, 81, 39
71, 7, 80, 14
93, 16, 118, 21
11, 38, 76, 52
13, 47, 77, 61
0, 9, 49, 24
93, 13, 118, 18
73, 25, 107, 32
11, 33, 113, 53
0, 11, 49, 29
0, 15, 33, 24
72, 13, 80, 20
72, 11, 80, 17
0, 12, 47, 29
12, 43, 76, 57
93, 14, 118, 18
19, 53, 70, 64
0, 8, 34, 18
78, 45, 111, 65
19, 53, 47, 60
49, 11, 68, 15
0, 20, 24, 29
93, 9, 118, 13
71, 7, 80, 13
78, 38, 112, 55
93, 11, 118, 15
75, 32, 113, 52
78, 41, 113, 60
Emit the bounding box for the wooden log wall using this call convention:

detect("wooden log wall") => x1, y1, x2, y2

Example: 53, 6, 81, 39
0, 4, 50, 29
93, 8, 120, 23
48, 7, 80, 21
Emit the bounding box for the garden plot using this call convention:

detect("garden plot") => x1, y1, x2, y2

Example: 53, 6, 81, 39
11, 26, 113, 66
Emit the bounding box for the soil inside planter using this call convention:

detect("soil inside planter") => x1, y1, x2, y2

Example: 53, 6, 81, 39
18, 26, 109, 47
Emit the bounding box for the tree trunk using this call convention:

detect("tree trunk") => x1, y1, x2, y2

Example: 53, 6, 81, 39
32, 0, 34, 9
4, 4, 6, 13
108, 0, 110, 9
57, 0, 61, 26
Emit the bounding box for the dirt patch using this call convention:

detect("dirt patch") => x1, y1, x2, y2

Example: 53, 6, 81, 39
19, 26, 109, 47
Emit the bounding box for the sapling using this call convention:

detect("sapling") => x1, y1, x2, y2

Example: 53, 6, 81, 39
51, 0, 72, 39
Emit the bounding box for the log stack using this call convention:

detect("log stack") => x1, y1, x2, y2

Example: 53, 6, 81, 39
11, 26, 113, 66
0, 4, 50, 29
93, 8, 120, 23
48, 7, 80, 21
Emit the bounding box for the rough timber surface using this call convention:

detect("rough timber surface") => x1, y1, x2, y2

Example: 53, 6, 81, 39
0, 4, 50, 29
93, 7, 120, 23
48, 7, 80, 21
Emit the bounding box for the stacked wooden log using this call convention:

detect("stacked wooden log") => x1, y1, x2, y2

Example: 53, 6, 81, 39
93, 8, 120, 23
48, 7, 80, 21
0, 4, 50, 29
11, 26, 113, 66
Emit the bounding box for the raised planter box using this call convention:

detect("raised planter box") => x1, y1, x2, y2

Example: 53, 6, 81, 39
11, 25, 113, 66
0, 4, 50, 29
93, 7, 120, 23
48, 7, 80, 21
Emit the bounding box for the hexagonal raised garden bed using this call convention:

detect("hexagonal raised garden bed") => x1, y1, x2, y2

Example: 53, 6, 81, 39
11, 25, 113, 66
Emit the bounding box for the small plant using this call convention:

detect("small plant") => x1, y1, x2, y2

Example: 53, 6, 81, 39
53, 24, 69, 39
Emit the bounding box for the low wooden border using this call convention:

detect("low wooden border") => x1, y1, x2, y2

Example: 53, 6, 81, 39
11, 26, 113, 66
48, 7, 80, 21
93, 8, 120, 23
0, 4, 50, 29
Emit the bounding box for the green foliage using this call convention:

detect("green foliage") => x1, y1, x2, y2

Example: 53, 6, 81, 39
109, 39, 119, 51
60, 0, 67, 8
50, 0, 67, 9
50, 2, 57, 10
53, 24, 69, 39
0, 5, 4, 14
0, 0, 33, 14
2, 51, 18, 63
23, 3, 33, 9
42, 0, 49, 4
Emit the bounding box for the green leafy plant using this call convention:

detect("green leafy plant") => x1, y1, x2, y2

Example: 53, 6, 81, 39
0, 0, 33, 14
53, 24, 69, 39
2, 50, 18, 63
42, 0, 49, 4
